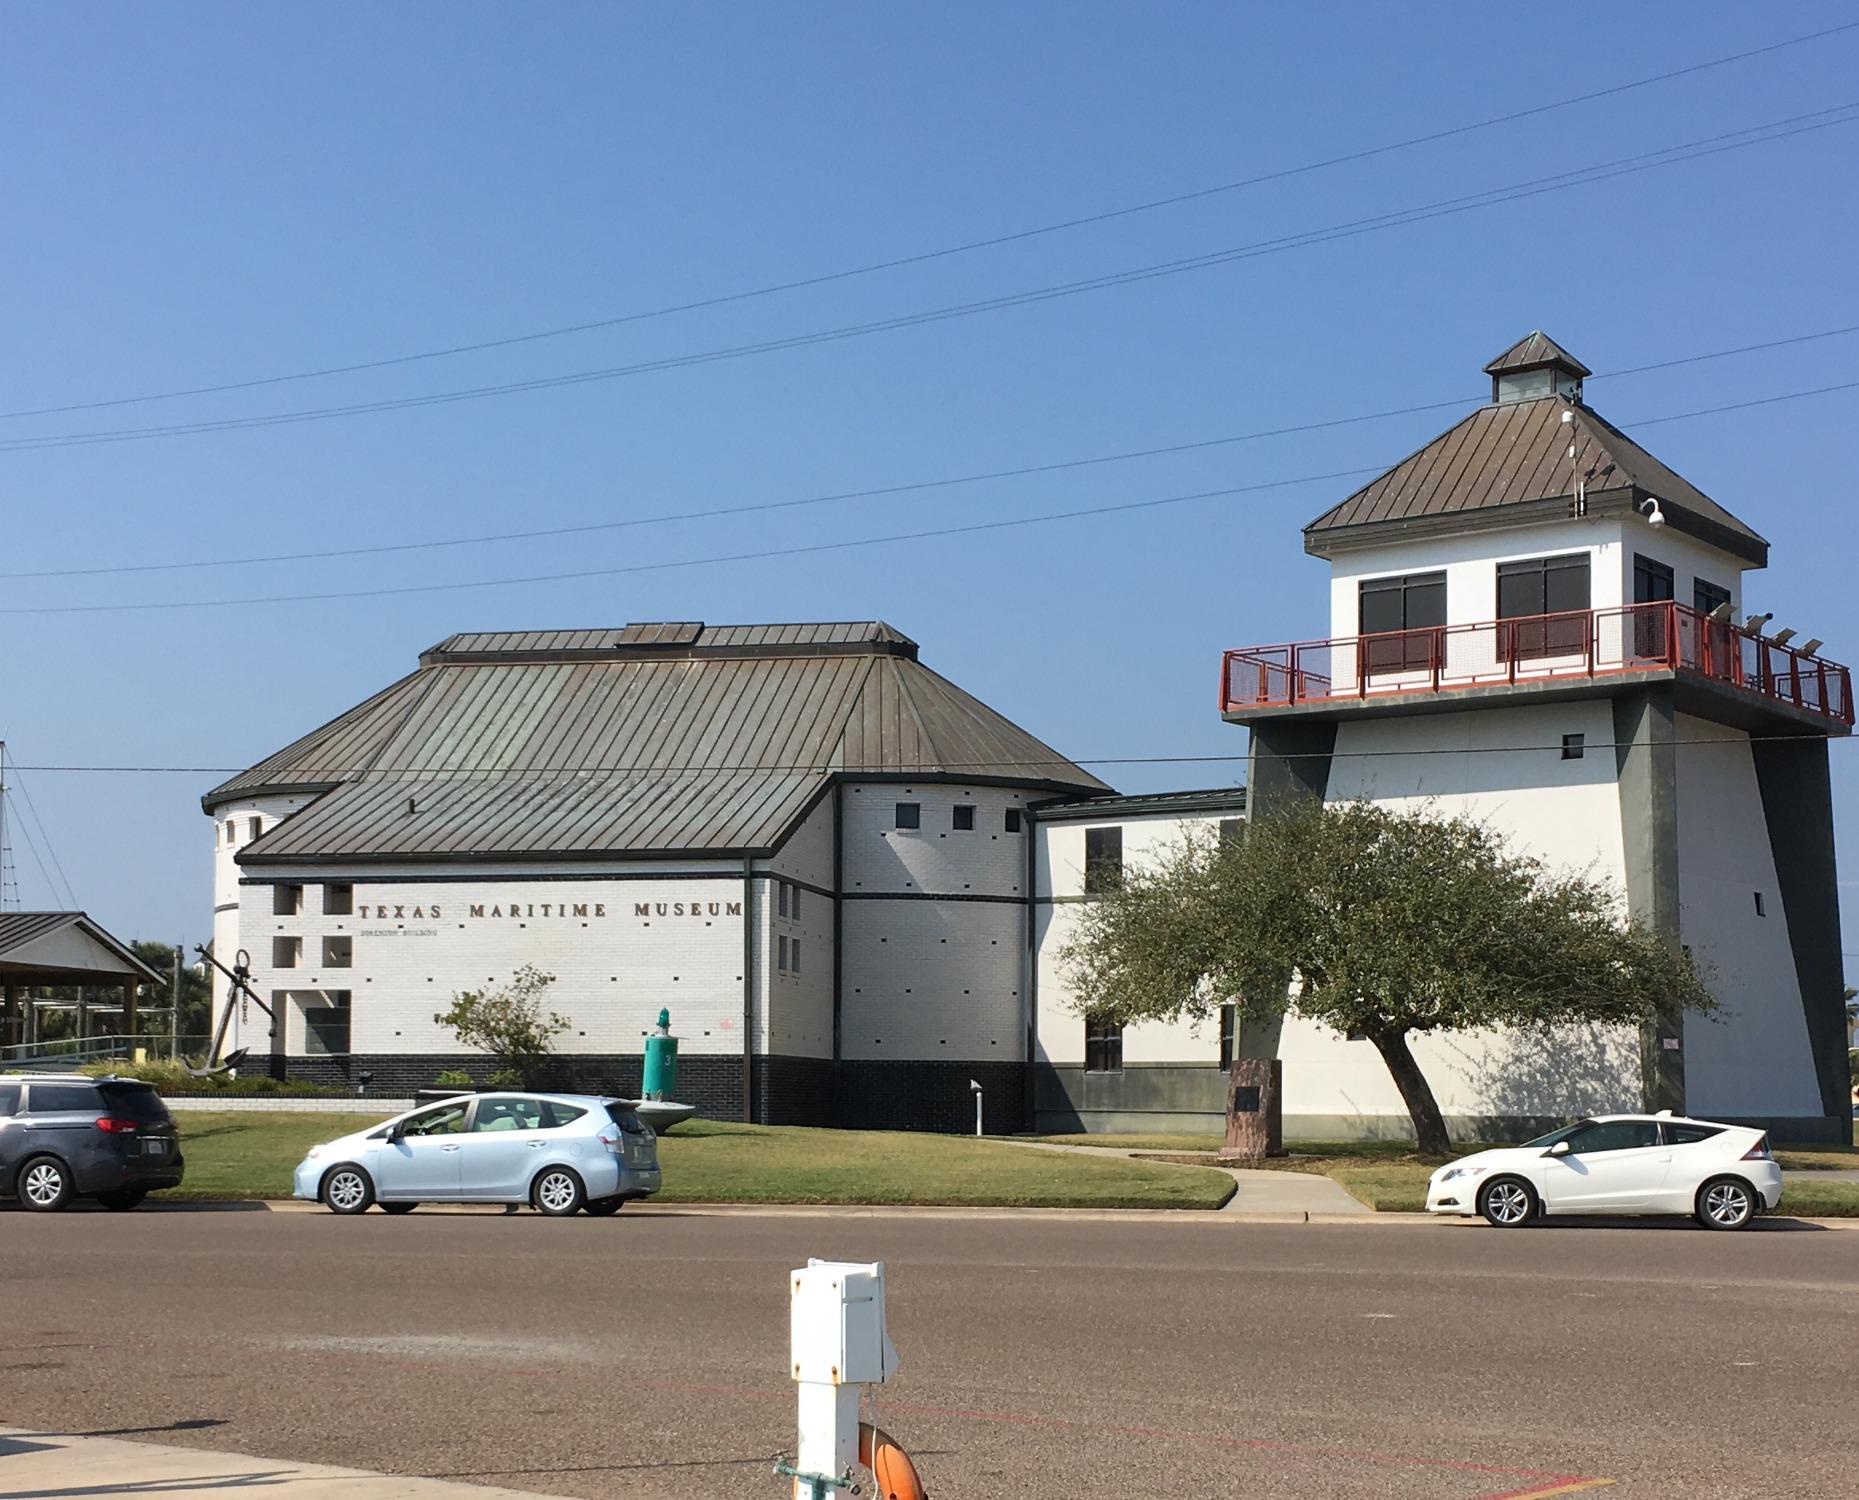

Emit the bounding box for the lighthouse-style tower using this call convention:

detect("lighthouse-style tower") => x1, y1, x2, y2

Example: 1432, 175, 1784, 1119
1222, 332, 1852, 1143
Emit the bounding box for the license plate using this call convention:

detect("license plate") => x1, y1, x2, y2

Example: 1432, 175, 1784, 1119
143, 1139, 167, 1156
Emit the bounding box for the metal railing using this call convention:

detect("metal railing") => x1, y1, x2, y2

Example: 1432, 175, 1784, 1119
1219, 601, 1853, 725
0, 1034, 213, 1071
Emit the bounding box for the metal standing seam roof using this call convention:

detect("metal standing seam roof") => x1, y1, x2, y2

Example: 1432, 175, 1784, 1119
208, 621, 1110, 862
1483, 330, 1592, 378
1304, 393, 1767, 564
0, 912, 165, 982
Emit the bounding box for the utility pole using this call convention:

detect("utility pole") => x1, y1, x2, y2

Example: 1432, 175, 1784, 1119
171, 942, 182, 1059
0, 740, 17, 912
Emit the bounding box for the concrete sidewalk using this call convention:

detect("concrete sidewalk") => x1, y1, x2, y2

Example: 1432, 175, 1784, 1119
996, 1138, 1372, 1215
0, 1427, 562, 1499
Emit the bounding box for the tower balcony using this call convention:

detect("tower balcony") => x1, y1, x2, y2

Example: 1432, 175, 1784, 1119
1220, 602, 1853, 729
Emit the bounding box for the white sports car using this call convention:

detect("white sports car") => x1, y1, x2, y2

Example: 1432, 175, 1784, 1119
1426, 1112, 1782, 1230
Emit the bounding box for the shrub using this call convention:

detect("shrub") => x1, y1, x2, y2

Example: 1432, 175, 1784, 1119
433, 966, 569, 1088
433, 1069, 475, 1089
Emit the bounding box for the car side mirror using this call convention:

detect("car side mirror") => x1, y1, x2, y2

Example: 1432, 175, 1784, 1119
1543, 1140, 1571, 1158
386, 1123, 405, 1143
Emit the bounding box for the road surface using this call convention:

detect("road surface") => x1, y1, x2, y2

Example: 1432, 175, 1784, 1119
2, 1203, 1853, 1498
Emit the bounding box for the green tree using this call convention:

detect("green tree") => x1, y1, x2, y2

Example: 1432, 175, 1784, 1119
1059, 799, 1715, 1155
129, 940, 211, 1043
433, 965, 569, 1087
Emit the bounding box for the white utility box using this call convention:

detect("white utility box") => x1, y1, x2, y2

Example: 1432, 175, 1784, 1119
790, 1259, 898, 1386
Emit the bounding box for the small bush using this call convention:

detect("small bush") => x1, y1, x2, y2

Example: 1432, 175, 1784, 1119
433, 1069, 475, 1089
78, 1059, 350, 1097
487, 1067, 524, 1089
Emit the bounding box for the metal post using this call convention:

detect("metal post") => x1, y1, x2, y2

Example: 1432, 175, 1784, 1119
971, 1078, 984, 1137
171, 943, 182, 1059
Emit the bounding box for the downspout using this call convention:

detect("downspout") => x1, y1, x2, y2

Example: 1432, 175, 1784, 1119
1022, 803, 1039, 1134
831, 781, 845, 1125
742, 856, 755, 1123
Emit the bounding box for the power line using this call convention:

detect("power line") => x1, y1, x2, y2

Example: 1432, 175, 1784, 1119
7, 731, 1854, 779
6, 763, 79, 909
5, 21, 1853, 426
6, 322, 1855, 583
4, 103, 1856, 457
1, 376, 1853, 617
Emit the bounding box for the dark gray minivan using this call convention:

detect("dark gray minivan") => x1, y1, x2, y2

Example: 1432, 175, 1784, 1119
0, 1074, 184, 1211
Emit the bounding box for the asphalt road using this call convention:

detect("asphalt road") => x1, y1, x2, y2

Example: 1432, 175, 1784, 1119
2, 1204, 1855, 1500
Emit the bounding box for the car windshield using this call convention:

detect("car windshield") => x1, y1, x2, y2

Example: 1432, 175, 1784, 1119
1520, 1121, 1594, 1148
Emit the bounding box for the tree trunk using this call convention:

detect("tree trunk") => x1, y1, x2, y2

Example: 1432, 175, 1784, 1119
1368, 1029, 1451, 1156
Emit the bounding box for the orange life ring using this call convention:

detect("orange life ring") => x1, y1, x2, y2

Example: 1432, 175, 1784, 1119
858, 1421, 927, 1500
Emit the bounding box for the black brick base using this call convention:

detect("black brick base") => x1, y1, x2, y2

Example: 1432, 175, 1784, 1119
276, 1053, 1027, 1132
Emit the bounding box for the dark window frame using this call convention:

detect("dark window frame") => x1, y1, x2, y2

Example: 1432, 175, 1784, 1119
1694, 578, 1732, 617
323, 883, 354, 916
1358, 571, 1447, 673
894, 802, 921, 831
1217, 1003, 1238, 1071
1084, 826, 1123, 896
1084, 1014, 1124, 1073
303, 991, 352, 1056
952, 804, 975, 832
1004, 808, 1022, 834
1561, 733, 1585, 760
1497, 553, 1591, 661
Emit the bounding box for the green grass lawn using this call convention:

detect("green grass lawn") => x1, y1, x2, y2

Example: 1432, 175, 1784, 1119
1042, 1133, 1859, 1216
160, 1112, 1236, 1210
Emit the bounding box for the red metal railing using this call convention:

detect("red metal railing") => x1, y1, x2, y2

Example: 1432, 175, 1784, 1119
1219, 601, 1854, 726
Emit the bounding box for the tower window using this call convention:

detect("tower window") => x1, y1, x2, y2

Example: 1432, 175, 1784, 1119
1498, 553, 1591, 659
248, 817, 264, 841
894, 803, 921, 831
953, 805, 975, 831
778, 881, 789, 918
1753, 891, 1765, 918
1359, 571, 1446, 672
777, 935, 789, 972
1561, 734, 1585, 760
1004, 808, 1022, 834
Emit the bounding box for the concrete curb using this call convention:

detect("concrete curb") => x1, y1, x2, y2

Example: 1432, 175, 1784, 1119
142, 1197, 1859, 1227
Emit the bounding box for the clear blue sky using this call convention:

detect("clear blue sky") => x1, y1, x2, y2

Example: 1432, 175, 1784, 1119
2, 2, 1856, 967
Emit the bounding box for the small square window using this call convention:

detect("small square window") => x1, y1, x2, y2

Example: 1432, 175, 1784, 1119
323, 883, 353, 917
894, 802, 921, 831
273, 883, 303, 917
224, 820, 236, 845
272, 936, 301, 969
1561, 733, 1585, 760
248, 817, 263, 841
1753, 891, 1765, 917
322, 935, 353, 969
1219, 818, 1243, 846
953, 805, 975, 831
1004, 808, 1022, 834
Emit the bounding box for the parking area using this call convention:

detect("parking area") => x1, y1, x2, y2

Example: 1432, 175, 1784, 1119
2, 1206, 1855, 1498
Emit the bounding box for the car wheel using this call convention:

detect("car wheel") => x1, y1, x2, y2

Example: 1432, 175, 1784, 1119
1477, 1176, 1537, 1228
380, 1201, 419, 1215
532, 1166, 585, 1217
1696, 1176, 1756, 1231
18, 1156, 73, 1213
320, 1164, 375, 1216
96, 1189, 148, 1212
584, 1197, 624, 1217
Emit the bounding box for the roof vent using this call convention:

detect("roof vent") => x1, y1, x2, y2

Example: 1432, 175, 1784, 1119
1484, 331, 1589, 406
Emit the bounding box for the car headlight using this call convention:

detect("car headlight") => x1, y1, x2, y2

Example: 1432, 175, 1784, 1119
303, 1145, 326, 1161
1438, 1166, 1486, 1184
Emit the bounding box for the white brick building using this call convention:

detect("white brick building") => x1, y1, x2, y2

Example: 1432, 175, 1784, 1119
204, 621, 1114, 1128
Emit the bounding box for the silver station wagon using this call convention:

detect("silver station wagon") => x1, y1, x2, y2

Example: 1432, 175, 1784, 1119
293, 1091, 661, 1216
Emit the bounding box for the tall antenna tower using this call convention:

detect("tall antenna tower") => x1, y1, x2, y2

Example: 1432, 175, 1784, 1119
0, 741, 18, 911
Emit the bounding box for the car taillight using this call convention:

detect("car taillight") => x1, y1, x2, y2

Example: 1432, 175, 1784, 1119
1742, 1135, 1772, 1161
598, 1132, 622, 1147
95, 1117, 140, 1134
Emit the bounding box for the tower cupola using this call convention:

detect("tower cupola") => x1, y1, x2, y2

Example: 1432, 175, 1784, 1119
1484, 330, 1590, 405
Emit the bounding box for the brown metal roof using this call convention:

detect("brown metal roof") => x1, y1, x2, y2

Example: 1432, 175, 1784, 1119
211, 621, 1107, 859
1304, 395, 1767, 565
0, 912, 164, 982
1483, 330, 1591, 378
